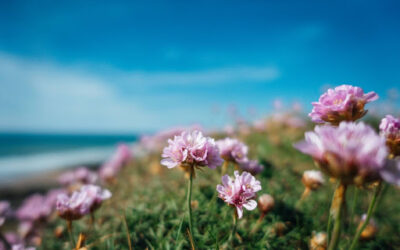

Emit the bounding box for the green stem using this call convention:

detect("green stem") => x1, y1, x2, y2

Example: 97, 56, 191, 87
328, 183, 347, 250
349, 181, 383, 250
67, 220, 76, 248
327, 182, 340, 244
350, 187, 359, 225
187, 167, 196, 249
228, 211, 238, 245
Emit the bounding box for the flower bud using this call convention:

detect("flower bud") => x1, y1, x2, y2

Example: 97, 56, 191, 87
258, 194, 275, 214
310, 231, 327, 250
359, 214, 378, 241
302, 170, 325, 190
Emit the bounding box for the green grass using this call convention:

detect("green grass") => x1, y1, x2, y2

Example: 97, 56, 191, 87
40, 124, 400, 249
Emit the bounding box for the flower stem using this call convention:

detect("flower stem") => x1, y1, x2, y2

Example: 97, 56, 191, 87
67, 219, 76, 247
187, 166, 196, 249
350, 187, 359, 232
228, 211, 238, 245
221, 161, 228, 176
349, 181, 383, 250
328, 182, 347, 250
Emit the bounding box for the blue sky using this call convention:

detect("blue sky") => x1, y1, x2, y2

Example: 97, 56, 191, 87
0, 0, 399, 133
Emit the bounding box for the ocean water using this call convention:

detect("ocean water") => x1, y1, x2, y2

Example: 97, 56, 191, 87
0, 133, 137, 181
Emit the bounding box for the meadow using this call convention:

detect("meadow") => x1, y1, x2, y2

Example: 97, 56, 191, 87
1, 85, 400, 250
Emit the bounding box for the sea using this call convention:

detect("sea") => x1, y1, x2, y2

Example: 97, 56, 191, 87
0, 133, 137, 182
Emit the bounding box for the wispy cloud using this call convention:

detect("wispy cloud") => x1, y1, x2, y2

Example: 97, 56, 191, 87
0, 52, 280, 132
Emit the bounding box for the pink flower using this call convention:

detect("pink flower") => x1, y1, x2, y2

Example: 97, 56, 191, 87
216, 138, 249, 164
294, 122, 388, 185
380, 115, 400, 156
16, 195, 47, 222
217, 171, 261, 219
309, 85, 378, 124
0, 201, 11, 227
11, 244, 36, 250
161, 130, 223, 169
56, 185, 111, 221
99, 144, 132, 182
239, 160, 264, 175
58, 167, 97, 186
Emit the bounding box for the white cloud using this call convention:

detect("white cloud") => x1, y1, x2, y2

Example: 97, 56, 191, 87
0, 52, 280, 132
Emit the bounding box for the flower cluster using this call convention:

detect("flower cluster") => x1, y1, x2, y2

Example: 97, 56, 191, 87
216, 137, 264, 175
217, 171, 261, 218
294, 122, 387, 185
309, 85, 378, 125
58, 167, 97, 187
99, 144, 132, 182
379, 115, 400, 157
56, 185, 111, 221
216, 138, 248, 164
161, 130, 223, 170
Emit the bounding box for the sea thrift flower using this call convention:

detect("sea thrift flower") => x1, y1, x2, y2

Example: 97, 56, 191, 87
79, 185, 112, 213
58, 167, 97, 186
239, 160, 264, 175
309, 85, 378, 125
309, 231, 327, 250
161, 130, 223, 170
11, 244, 36, 250
56, 191, 90, 221
379, 115, 400, 157
216, 138, 249, 164
294, 122, 388, 185
258, 194, 275, 214
99, 144, 133, 182
380, 159, 400, 186
56, 185, 111, 221
16, 194, 50, 221
217, 171, 261, 218
0, 201, 11, 227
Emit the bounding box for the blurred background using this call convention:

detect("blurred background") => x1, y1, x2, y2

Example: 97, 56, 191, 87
1, 0, 400, 181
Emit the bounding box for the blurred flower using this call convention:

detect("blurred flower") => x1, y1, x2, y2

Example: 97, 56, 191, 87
379, 159, 400, 186
161, 130, 223, 170
16, 195, 49, 222
294, 122, 388, 185
58, 167, 97, 186
11, 244, 35, 250
258, 194, 275, 215
309, 84, 378, 125
359, 214, 378, 241
140, 125, 203, 151
216, 138, 248, 164
302, 170, 325, 190
99, 144, 133, 182
310, 231, 327, 250
217, 171, 261, 219
379, 115, 400, 157
80, 185, 112, 213
56, 185, 111, 221
0, 201, 11, 227
239, 160, 264, 175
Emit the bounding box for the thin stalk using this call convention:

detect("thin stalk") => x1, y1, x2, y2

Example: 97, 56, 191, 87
349, 181, 383, 250
228, 211, 238, 245
327, 183, 347, 250
350, 187, 359, 232
67, 220, 76, 247
221, 161, 229, 176
327, 182, 340, 244
187, 166, 196, 249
